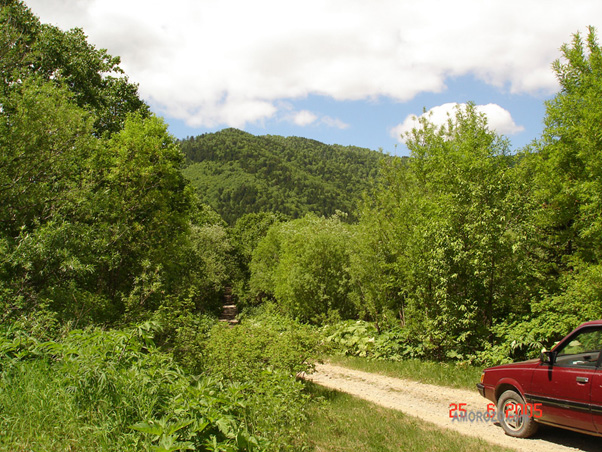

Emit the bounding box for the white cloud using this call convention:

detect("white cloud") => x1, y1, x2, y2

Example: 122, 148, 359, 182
475, 104, 525, 135
390, 103, 524, 142
292, 110, 318, 126
280, 107, 347, 129
26, 0, 602, 129
321, 116, 350, 130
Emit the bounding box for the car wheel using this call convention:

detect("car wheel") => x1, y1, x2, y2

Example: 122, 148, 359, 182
497, 390, 539, 438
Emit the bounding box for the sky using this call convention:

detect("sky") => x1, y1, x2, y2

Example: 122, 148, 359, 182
25, 0, 602, 156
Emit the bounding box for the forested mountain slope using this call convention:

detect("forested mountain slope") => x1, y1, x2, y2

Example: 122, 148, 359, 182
180, 129, 386, 223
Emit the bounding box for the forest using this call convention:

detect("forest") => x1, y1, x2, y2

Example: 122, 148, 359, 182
180, 129, 385, 224
1, 0, 602, 450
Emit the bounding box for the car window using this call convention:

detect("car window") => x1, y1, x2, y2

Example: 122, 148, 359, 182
555, 328, 602, 368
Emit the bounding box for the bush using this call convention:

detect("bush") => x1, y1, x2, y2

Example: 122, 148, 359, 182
202, 306, 325, 450
325, 320, 427, 361
249, 214, 356, 323
0, 324, 269, 451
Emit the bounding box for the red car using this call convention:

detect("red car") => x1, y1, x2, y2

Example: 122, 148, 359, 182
477, 320, 602, 438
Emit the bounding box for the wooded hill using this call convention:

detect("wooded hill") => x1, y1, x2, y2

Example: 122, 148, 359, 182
180, 129, 386, 223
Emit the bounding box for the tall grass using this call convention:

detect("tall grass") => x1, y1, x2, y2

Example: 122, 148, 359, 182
0, 314, 324, 452
0, 359, 133, 451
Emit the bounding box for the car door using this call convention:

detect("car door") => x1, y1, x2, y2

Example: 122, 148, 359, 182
527, 326, 602, 433
591, 368, 602, 433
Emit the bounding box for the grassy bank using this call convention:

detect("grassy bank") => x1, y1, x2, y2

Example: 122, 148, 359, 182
328, 356, 483, 390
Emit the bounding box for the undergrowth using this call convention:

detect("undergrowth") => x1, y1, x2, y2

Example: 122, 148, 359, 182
0, 314, 322, 452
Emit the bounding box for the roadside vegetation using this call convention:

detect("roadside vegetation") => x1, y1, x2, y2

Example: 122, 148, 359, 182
0, 315, 323, 451
327, 356, 482, 391
2, 1, 602, 450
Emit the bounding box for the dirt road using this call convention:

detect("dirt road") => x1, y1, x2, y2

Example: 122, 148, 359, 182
304, 363, 600, 452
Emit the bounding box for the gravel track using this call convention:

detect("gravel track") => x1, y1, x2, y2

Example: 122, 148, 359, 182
303, 363, 601, 452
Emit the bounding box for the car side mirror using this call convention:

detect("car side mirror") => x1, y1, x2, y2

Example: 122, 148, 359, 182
540, 350, 556, 365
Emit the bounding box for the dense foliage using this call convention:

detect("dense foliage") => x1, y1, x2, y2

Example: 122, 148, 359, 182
0, 0, 148, 135
481, 26, 602, 362
349, 104, 537, 360
0, 3, 322, 451
247, 27, 602, 365
0, 321, 321, 451
249, 214, 356, 323
180, 129, 385, 224
0, 0, 233, 332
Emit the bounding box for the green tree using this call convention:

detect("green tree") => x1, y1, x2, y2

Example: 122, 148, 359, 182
231, 212, 284, 269
228, 212, 284, 302
1, 2, 202, 331
0, 77, 94, 237
88, 113, 194, 319
495, 27, 602, 358
181, 201, 236, 313
0, 94, 195, 327
0, 0, 39, 83
535, 26, 602, 269
361, 104, 534, 358
249, 214, 356, 323
1, 0, 148, 135
0, 77, 97, 330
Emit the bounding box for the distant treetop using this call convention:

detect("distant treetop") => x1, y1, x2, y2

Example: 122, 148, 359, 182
179, 128, 388, 223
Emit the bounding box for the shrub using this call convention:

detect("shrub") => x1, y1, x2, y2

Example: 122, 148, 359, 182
325, 320, 430, 361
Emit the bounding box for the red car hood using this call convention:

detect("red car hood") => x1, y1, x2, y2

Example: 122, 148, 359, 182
486, 358, 541, 371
